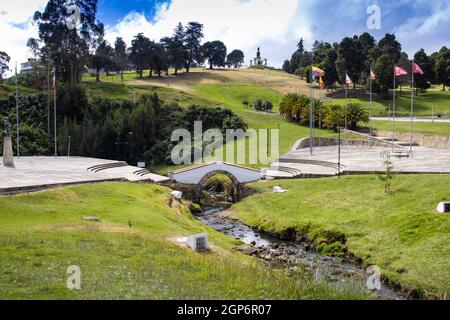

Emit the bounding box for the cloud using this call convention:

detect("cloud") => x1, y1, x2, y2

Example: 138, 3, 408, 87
0, 0, 48, 75
105, 0, 303, 67
392, 0, 450, 55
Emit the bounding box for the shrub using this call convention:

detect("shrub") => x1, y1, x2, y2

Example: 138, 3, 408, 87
253, 99, 273, 112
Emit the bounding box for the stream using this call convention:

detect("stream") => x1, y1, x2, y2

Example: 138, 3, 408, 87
195, 206, 406, 300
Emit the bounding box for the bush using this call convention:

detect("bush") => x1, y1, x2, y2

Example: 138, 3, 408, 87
253, 99, 273, 112
279, 93, 368, 131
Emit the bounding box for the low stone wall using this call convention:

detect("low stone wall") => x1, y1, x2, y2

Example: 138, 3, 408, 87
376, 131, 450, 149
292, 137, 392, 151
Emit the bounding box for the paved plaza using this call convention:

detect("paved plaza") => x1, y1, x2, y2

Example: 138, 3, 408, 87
267, 145, 450, 178
0, 157, 169, 193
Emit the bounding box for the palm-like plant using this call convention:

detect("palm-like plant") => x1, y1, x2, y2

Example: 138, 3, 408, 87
346, 103, 369, 129
323, 104, 345, 131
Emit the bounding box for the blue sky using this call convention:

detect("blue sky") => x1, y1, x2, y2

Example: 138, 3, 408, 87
97, 0, 171, 25
1, 0, 449, 73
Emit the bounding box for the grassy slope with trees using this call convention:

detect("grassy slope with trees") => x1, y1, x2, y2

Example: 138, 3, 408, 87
0, 182, 367, 300
232, 175, 450, 298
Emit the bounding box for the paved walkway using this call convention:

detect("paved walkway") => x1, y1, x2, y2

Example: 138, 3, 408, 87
267, 145, 450, 178
0, 157, 169, 193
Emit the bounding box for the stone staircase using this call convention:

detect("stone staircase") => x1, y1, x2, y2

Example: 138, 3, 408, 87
278, 158, 344, 170
87, 161, 128, 173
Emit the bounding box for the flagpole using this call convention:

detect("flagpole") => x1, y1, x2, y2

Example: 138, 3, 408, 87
318, 84, 322, 147
53, 68, 57, 157
369, 73, 373, 147
15, 62, 20, 158
392, 67, 396, 150
409, 60, 415, 155
309, 67, 314, 155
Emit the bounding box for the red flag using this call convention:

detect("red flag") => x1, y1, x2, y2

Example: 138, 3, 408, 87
413, 62, 424, 75
319, 76, 325, 89
345, 72, 353, 85
370, 70, 376, 80
395, 66, 408, 77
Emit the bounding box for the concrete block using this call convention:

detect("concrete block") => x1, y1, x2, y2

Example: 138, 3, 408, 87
2, 137, 15, 168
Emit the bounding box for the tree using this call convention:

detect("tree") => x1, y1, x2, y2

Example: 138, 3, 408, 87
226, 49, 244, 68
321, 45, 339, 89
414, 49, 434, 93
129, 33, 150, 78
129, 95, 157, 160
358, 32, 376, 85
26, 38, 43, 89
372, 53, 395, 97
201, 41, 227, 69
114, 37, 128, 81
153, 42, 168, 77
297, 38, 304, 54
184, 22, 204, 72
282, 60, 290, 73
378, 152, 395, 194
33, 0, 104, 88
90, 40, 115, 81
369, 34, 402, 96
0, 51, 11, 84
434, 46, 450, 91
335, 36, 364, 88
172, 23, 187, 75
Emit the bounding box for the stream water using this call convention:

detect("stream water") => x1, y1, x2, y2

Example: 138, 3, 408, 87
195, 206, 406, 300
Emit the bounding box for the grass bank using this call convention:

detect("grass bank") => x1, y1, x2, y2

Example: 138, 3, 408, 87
232, 175, 450, 299
333, 85, 450, 117
369, 120, 450, 137
0, 183, 367, 300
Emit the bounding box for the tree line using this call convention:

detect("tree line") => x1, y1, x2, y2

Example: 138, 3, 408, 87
282, 35, 450, 95
0, 89, 247, 165
0, 0, 245, 88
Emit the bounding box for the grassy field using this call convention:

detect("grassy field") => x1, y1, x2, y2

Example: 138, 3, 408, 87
232, 175, 450, 299
0, 183, 367, 300
369, 120, 450, 137
333, 85, 450, 117
0, 84, 38, 97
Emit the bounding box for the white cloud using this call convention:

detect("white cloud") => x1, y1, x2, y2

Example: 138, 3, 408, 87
0, 0, 48, 75
105, 0, 304, 67
392, 1, 450, 55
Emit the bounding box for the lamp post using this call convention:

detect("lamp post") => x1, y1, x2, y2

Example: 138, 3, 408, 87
67, 136, 71, 158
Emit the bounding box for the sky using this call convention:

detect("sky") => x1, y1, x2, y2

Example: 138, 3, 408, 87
1, 0, 449, 75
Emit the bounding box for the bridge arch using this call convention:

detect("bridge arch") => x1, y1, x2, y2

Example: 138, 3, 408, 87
169, 161, 262, 202
198, 170, 241, 202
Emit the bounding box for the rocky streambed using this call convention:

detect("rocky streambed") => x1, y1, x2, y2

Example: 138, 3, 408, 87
195, 207, 406, 300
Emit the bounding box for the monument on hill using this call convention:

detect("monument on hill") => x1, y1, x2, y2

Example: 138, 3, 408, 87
2, 120, 15, 168
250, 47, 268, 67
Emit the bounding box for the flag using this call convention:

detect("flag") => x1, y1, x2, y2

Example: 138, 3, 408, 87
345, 72, 353, 85
312, 66, 325, 77
370, 70, 376, 80
319, 76, 325, 89
394, 66, 408, 77
412, 62, 424, 75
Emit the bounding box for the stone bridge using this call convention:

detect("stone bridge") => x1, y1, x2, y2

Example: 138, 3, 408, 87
168, 161, 262, 202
